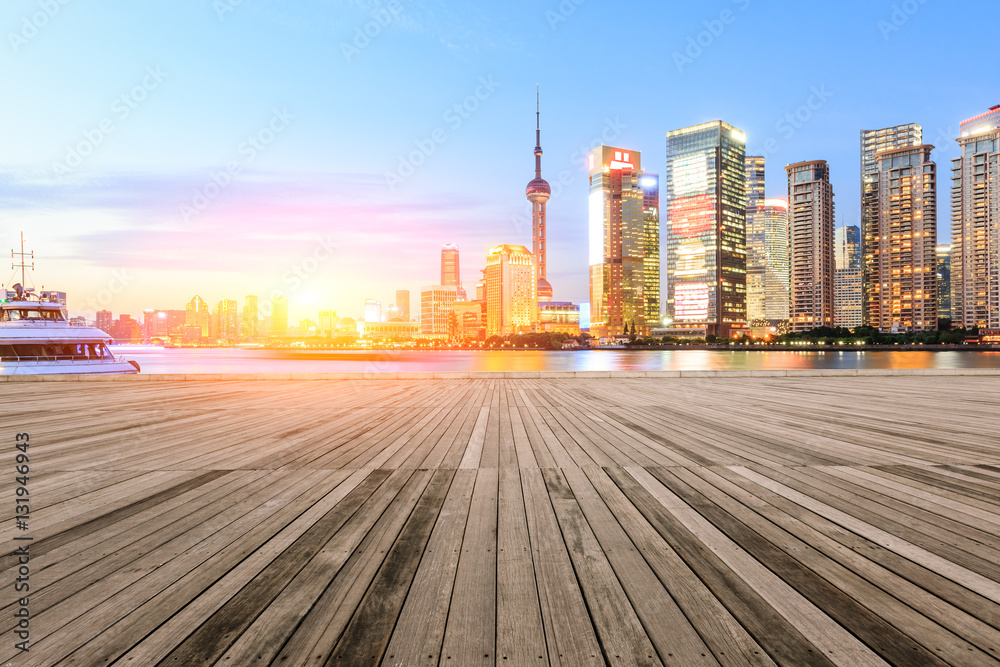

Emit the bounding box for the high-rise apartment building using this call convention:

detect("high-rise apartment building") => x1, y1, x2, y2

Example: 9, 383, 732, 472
270, 295, 288, 337
396, 289, 410, 321
665, 121, 747, 338
588, 145, 650, 338
441, 244, 467, 301
786, 160, 835, 332
867, 144, 938, 331
952, 106, 1000, 329
243, 295, 259, 340
834, 226, 863, 329
485, 244, 537, 337
420, 285, 458, 335
861, 124, 923, 324
526, 88, 553, 302
641, 174, 661, 325
936, 244, 951, 321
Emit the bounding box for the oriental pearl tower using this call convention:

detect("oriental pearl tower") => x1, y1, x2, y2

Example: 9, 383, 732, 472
526, 86, 553, 302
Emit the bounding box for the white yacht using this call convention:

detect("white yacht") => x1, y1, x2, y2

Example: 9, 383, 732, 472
0, 284, 139, 375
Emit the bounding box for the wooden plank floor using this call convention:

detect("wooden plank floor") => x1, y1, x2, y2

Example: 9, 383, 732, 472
2, 377, 1000, 666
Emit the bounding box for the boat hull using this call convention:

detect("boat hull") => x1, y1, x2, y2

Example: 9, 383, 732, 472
1, 360, 139, 375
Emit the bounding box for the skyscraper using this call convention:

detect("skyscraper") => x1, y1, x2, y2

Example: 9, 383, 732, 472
641, 173, 660, 325
861, 124, 923, 325
952, 105, 1000, 329
665, 121, 747, 338
214, 299, 239, 341
745, 156, 769, 322
185, 295, 211, 337
834, 226, 862, 329
243, 295, 259, 340
526, 87, 553, 302
396, 289, 410, 321
745, 156, 765, 208
867, 144, 938, 332
420, 285, 458, 335
270, 295, 288, 337
786, 160, 835, 332
485, 244, 537, 337
441, 244, 466, 301
588, 145, 646, 338
747, 197, 790, 323
936, 244, 951, 321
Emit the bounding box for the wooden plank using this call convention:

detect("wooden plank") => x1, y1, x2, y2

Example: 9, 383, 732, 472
382, 468, 477, 666
520, 466, 604, 666
329, 468, 455, 665
440, 466, 498, 665
496, 466, 548, 665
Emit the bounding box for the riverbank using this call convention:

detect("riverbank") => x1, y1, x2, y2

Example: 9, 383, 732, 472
5, 367, 1000, 380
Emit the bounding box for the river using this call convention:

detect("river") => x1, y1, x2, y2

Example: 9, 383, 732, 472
110, 346, 1000, 374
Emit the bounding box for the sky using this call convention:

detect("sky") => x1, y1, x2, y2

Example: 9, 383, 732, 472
1, 0, 997, 322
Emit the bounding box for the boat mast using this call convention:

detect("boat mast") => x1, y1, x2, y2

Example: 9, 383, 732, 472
11, 231, 33, 288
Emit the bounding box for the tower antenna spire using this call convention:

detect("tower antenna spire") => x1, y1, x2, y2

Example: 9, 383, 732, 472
534, 84, 542, 179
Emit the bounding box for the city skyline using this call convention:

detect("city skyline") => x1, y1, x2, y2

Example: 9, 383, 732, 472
2, 2, 996, 322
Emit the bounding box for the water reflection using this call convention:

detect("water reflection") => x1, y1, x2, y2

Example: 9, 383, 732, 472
113, 347, 1000, 374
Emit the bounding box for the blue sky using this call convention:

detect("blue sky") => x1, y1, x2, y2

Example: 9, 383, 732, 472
1, 0, 996, 320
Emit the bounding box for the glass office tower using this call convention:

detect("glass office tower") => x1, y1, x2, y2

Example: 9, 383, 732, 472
665, 121, 747, 338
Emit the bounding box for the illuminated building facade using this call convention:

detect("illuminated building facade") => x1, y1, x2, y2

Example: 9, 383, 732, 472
485, 244, 537, 337
441, 244, 467, 301
143, 309, 185, 341
834, 225, 862, 328
665, 121, 747, 338
537, 301, 581, 335
641, 174, 660, 325
451, 300, 487, 341
861, 124, 923, 324
745, 157, 767, 322
588, 145, 647, 338
868, 145, 937, 331
420, 285, 457, 335
242, 295, 259, 339
786, 160, 835, 332
185, 295, 212, 338
952, 106, 1000, 329
750, 198, 790, 323
111, 314, 141, 343
270, 295, 288, 337
364, 320, 420, 341
936, 244, 951, 321
96, 310, 112, 334
526, 89, 553, 302
318, 309, 339, 336
395, 290, 410, 320
746, 156, 765, 208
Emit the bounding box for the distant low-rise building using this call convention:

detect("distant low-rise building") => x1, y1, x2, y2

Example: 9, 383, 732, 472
364, 320, 420, 341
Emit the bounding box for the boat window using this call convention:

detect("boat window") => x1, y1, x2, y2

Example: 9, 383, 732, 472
11, 344, 48, 359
